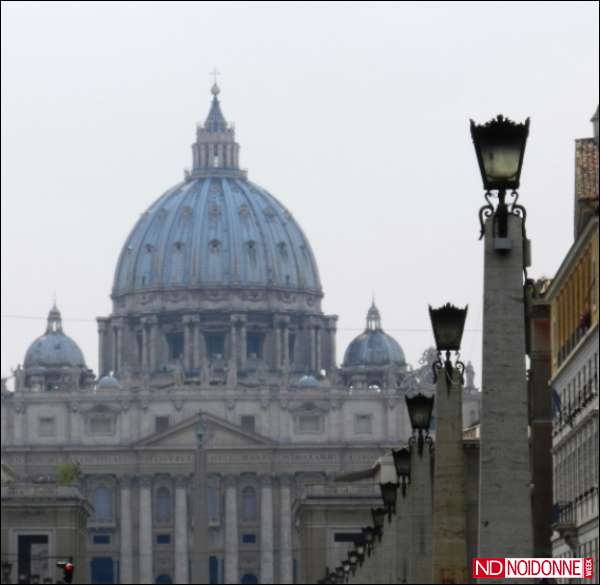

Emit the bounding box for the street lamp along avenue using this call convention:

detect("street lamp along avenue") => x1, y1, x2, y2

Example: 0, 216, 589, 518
405, 392, 434, 455
392, 447, 411, 497
470, 115, 530, 240
428, 303, 468, 385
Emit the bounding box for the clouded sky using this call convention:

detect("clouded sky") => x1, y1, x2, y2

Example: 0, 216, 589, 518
1, 1, 598, 385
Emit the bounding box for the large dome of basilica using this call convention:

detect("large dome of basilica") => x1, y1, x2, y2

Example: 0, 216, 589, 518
112, 84, 321, 299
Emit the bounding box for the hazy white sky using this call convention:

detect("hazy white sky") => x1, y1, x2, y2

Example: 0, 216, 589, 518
1, 1, 598, 385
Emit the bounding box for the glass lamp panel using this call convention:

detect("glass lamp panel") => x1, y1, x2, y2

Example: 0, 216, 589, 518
481, 144, 521, 184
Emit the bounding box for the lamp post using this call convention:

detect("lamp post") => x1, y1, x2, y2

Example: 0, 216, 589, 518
392, 447, 411, 498
405, 390, 434, 583
471, 115, 533, 567
405, 392, 434, 454
429, 302, 469, 584
471, 115, 529, 240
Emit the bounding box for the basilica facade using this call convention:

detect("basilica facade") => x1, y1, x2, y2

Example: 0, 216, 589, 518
1, 85, 479, 584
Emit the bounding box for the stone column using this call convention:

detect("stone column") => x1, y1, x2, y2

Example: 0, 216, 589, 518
274, 319, 282, 368
315, 324, 322, 373
119, 475, 134, 584
282, 323, 290, 368
113, 319, 124, 373
260, 474, 275, 584
141, 317, 151, 371
479, 214, 533, 569
327, 318, 337, 371
148, 316, 159, 372
239, 318, 247, 370
138, 475, 154, 584
280, 474, 293, 584
230, 317, 238, 365
175, 475, 190, 584
409, 443, 433, 584
194, 322, 206, 367
432, 368, 467, 584
308, 322, 316, 372
183, 315, 195, 371
97, 318, 108, 376
224, 474, 239, 584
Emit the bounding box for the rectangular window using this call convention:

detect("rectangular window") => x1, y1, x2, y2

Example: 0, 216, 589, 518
297, 414, 321, 433
334, 532, 362, 543
246, 333, 263, 359
155, 416, 170, 433
355, 414, 373, 435
241, 415, 256, 433
93, 534, 111, 545
209, 556, 219, 585
206, 333, 225, 359
167, 332, 184, 361
156, 534, 171, 545
242, 533, 256, 544
89, 416, 113, 435
38, 417, 56, 438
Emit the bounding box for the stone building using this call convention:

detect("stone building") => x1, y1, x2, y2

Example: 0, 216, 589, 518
0, 84, 482, 584
544, 106, 599, 569
1, 464, 91, 584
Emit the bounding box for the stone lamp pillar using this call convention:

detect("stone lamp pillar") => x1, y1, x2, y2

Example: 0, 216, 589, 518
478, 214, 533, 569
431, 366, 468, 584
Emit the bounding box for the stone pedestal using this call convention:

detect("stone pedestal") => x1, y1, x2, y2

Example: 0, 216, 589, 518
409, 443, 432, 584
479, 214, 533, 572
432, 368, 467, 584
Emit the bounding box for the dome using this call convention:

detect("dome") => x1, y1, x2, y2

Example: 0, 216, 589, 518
112, 87, 321, 297
96, 374, 121, 390
297, 374, 320, 388
343, 302, 406, 368
24, 305, 86, 369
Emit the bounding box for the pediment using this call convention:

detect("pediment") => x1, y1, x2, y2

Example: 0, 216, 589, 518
133, 411, 277, 449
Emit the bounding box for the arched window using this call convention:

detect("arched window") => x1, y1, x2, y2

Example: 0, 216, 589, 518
156, 487, 172, 523
241, 486, 257, 522
94, 486, 113, 521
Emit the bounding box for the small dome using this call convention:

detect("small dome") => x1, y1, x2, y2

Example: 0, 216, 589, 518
343, 302, 406, 368
23, 305, 86, 369
297, 374, 320, 388
96, 374, 121, 390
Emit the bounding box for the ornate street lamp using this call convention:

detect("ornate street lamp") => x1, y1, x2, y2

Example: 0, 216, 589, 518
372, 507, 387, 536
354, 535, 366, 566
470, 115, 530, 239
362, 526, 375, 556
348, 550, 358, 576
429, 303, 468, 384
392, 447, 411, 497
405, 392, 434, 455
342, 560, 351, 582
379, 481, 398, 521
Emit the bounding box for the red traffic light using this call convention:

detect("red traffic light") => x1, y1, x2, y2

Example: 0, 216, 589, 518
56, 560, 74, 583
